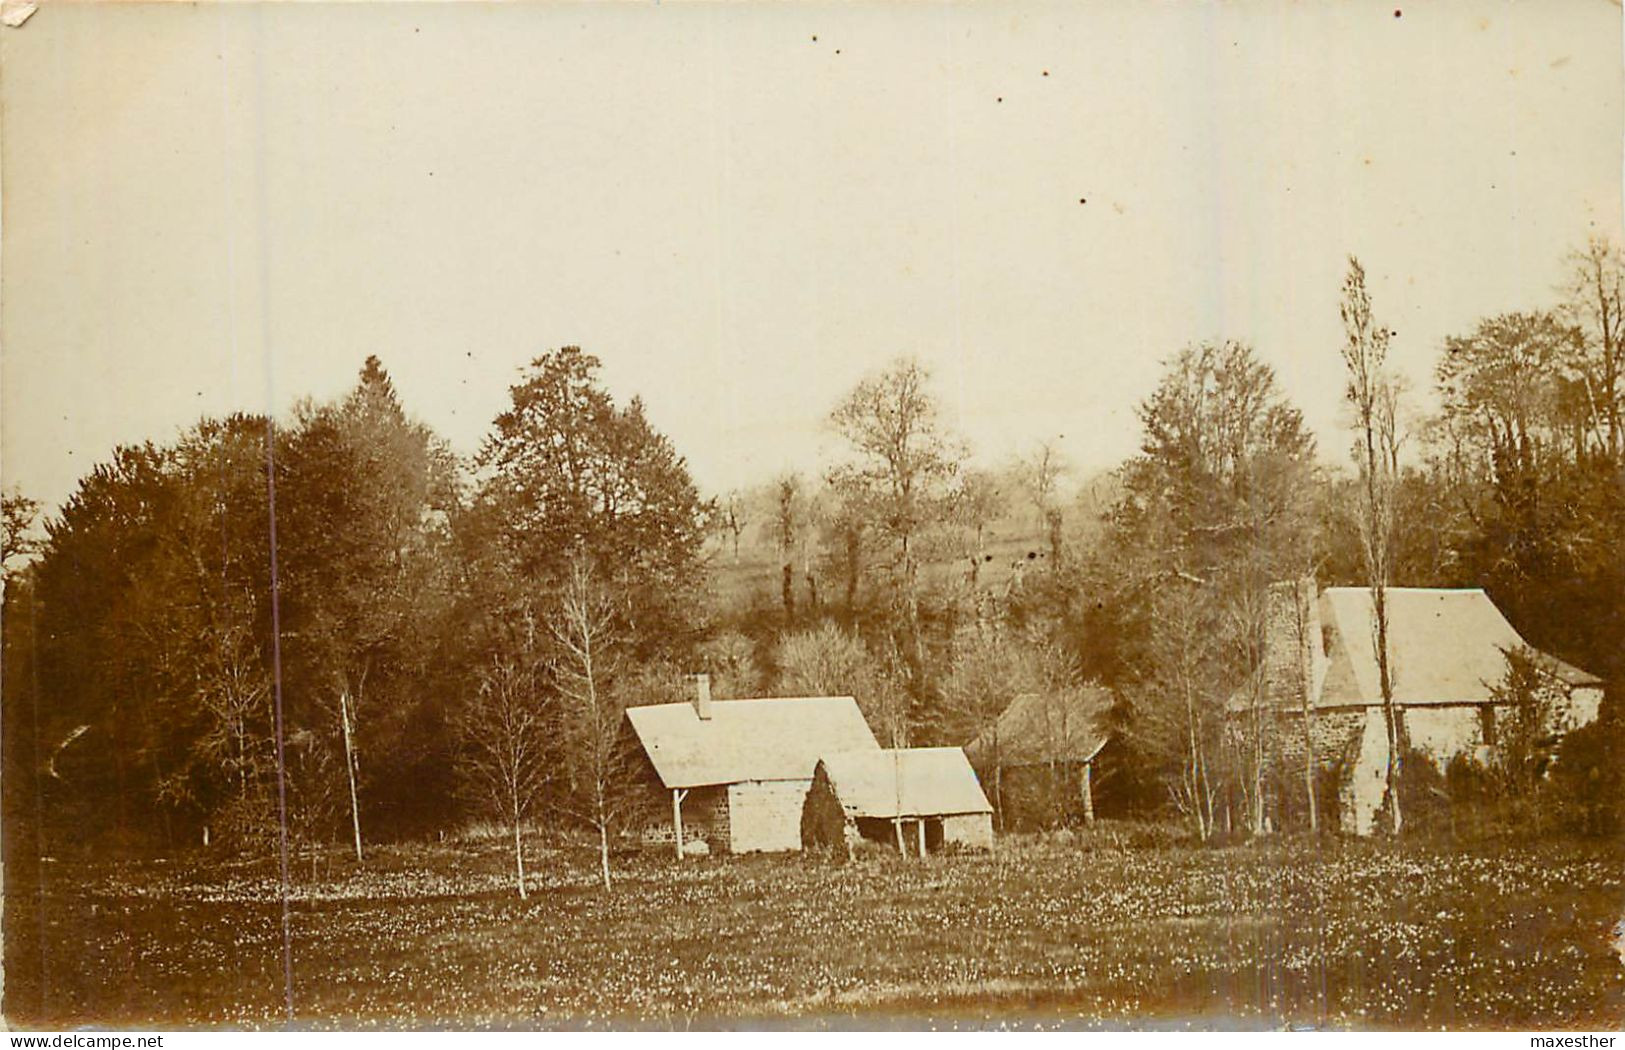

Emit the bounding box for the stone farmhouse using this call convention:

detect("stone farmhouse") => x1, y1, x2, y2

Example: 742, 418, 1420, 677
801, 747, 994, 857
1242, 581, 1605, 835
623, 677, 879, 855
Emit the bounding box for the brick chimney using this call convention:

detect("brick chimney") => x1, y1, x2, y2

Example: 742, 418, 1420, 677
691, 673, 713, 720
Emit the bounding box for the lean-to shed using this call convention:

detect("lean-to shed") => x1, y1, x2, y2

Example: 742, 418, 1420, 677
802, 747, 994, 857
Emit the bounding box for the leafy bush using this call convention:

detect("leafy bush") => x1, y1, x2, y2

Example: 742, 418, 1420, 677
1544, 715, 1624, 838
1395, 747, 1454, 837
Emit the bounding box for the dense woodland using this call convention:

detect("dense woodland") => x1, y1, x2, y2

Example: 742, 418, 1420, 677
3, 245, 1622, 875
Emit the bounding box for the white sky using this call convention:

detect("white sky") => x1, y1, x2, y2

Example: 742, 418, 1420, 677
3, 1, 1621, 515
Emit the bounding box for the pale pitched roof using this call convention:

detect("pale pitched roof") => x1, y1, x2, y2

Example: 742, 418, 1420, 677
819, 748, 993, 818
625, 696, 878, 789
1318, 587, 1602, 708
964, 686, 1112, 768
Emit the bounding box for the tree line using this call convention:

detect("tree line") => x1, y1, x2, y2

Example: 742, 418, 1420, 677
3, 240, 1621, 878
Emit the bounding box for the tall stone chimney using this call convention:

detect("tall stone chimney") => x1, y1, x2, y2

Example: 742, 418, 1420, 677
1264, 577, 1322, 707
691, 673, 713, 720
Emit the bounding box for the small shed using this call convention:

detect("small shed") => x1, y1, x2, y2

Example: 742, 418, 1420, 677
624, 677, 879, 856
964, 686, 1112, 829
802, 747, 994, 857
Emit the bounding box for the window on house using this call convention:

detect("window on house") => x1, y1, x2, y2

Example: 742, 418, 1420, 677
1479, 705, 1497, 746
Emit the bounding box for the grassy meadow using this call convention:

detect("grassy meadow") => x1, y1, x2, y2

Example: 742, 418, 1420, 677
4, 830, 1621, 1030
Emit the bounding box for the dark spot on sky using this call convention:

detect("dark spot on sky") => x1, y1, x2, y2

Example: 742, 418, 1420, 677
1042, 70, 1049, 77
1393, 8, 1401, 16
1079, 198, 1087, 204
811, 34, 817, 42
996, 96, 1003, 103
835, 49, 841, 54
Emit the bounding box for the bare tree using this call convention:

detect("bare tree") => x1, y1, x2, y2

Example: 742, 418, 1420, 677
951, 469, 1005, 590
1, 489, 41, 580
1339, 256, 1405, 835
1016, 442, 1069, 564
1561, 236, 1625, 462
942, 626, 1015, 827
1130, 581, 1230, 841
284, 728, 344, 880
1288, 578, 1320, 834
696, 630, 765, 699
828, 357, 963, 668
778, 622, 912, 747
457, 633, 550, 900
550, 557, 632, 892
719, 489, 749, 565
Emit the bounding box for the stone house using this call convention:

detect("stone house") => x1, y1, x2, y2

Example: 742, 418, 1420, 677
1238, 581, 1605, 835
623, 677, 879, 855
801, 747, 994, 857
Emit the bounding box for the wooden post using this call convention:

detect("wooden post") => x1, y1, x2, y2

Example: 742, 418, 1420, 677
1081, 761, 1095, 824
893, 818, 905, 855
672, 789, 688, 860
916, 819, 927, 857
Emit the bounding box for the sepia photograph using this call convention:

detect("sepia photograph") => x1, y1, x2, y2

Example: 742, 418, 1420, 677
1, 0, 1621, 1035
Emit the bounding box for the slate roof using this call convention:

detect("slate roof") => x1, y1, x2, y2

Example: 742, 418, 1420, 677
963, 686, 1113, 768
818, 748, 993, 818
625, 696, 878, 789
1318, 587, 1603, 708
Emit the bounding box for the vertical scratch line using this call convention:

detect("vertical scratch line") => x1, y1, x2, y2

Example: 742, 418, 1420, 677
265, 418, 295, 1025
219, 4, 295, 1022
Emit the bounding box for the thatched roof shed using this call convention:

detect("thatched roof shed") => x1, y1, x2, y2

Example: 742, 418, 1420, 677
964, 686, 1112, 768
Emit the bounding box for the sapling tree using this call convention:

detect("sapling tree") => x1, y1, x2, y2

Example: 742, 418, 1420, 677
457, 617, 550, 899
1339, 257, 1405, 835
551, 556, 634, 892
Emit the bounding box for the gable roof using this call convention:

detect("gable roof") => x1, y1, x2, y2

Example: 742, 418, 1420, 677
625, 696, 878, 789
1318, 587, 1602, 708
818, 748, 993, 818
964, 686, 1112, 768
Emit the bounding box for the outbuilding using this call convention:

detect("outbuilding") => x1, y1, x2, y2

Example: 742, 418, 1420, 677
1236, 581, 1606, 835
964, 686, 1113, 830
801, 747, 994, 857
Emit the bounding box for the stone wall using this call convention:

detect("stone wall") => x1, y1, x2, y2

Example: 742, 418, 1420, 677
638, 784, 730, 851
727, 780, 810, 853
941, 812, 994, 850
1240, 706, 1375, 834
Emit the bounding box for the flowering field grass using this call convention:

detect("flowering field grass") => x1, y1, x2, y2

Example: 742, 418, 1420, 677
5, 835, 1622, 1030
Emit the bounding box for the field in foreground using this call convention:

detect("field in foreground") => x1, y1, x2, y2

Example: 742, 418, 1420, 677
4, 835, 1622, 1030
